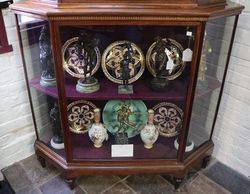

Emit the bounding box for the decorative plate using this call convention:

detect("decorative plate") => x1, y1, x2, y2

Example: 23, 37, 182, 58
101, 40, 145, 84
146, 38, 186, 80
103, 100, 147, 138
153, 102, 183, 137
62, 37, 101, 78
67, 100, 97, 134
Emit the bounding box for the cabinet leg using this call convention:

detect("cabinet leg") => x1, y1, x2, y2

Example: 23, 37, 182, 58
65, 178, 76, 190
173, 177, 184, 190
202, 156, 211, 169
37, 156, 46, 168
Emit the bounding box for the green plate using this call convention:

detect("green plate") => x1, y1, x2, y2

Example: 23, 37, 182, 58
103, 100, 147, 138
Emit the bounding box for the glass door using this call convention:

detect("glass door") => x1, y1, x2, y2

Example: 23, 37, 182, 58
186, 16, 237, 157
58, 24, 198, 161
16, 15, 66, 158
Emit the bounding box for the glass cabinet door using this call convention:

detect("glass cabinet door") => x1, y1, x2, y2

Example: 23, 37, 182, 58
59, 25, 198, 161
17, 15, 65, 157
187, 16, 236, 155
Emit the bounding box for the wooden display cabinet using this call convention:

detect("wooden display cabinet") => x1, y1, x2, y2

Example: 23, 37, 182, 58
11, 0, 244, 189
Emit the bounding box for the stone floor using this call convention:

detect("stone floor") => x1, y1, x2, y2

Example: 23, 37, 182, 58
0, 155, 244, 194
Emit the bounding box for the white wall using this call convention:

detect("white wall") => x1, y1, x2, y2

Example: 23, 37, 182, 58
0, 9, 35, 169
0, 1, 249, 177
212, 0, 250, 178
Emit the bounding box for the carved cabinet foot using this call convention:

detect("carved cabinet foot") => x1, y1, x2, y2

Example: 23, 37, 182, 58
65, 178, 76, 190
202, 156, 211, 169
173, 177, 184, 190
37, 156, 46, 168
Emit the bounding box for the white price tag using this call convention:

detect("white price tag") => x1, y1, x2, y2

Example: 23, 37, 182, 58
166, 60, 175, 70
186, 31, 192, 37
111, 144, 134, 157
182, 48, 193, 62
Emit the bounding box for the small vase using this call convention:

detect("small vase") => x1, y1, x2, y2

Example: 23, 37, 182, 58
88, 108, 108, 148
140, 109, 159, 149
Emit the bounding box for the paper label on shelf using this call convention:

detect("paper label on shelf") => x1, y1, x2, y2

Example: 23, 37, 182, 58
186, 31, 192, 37
182, 48, 193, 62
111, 144, 134, 157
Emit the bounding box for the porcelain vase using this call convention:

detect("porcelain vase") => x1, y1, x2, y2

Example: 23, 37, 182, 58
88, 108, 108, 148
140, 109, 159, 149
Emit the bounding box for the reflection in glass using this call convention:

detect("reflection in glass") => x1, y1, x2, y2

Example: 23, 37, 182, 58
17, 15, 65, 153
188, 16, 236, 152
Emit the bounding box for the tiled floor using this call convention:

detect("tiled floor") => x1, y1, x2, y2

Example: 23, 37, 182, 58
0, 155, 245, 194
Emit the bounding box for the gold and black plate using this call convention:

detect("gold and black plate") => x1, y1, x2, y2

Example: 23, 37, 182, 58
153, 102, 183, 137
62, 37, 101, 79
146, 38, 186, 80
67, 100, 97, 134
101, 40, 145, 84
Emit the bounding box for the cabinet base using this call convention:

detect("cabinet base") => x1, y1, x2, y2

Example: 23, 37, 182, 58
34, 140, 214, 190
37, 155, 46, 168
64, 178, 76, 190
202, 155, 211, 169
173, 177, 185, 190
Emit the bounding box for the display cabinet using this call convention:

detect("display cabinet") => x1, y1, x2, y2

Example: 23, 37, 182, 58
11, 0, 244, 189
